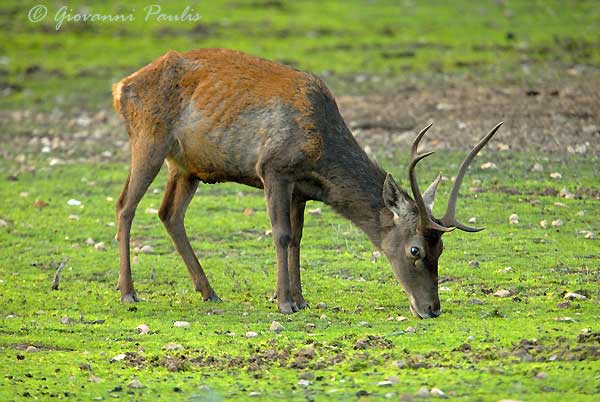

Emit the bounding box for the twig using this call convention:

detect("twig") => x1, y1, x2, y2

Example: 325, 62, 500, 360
51, 258, 68, 290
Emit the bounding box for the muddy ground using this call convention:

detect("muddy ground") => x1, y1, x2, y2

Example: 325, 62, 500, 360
0, 77, 598, 166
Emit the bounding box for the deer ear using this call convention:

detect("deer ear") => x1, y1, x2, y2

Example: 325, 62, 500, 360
383, 174, 414, 219
422, 172, 442, 213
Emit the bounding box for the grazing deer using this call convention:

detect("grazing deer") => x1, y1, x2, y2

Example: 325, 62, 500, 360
113, 48, 501, 317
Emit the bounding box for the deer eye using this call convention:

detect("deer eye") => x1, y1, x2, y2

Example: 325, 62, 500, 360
410, 246, 420, 257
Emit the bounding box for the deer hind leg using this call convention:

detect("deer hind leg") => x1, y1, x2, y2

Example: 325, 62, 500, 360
288, 190, 307, 309
158, 163, 220, 301
263, 175, 297, 314
115, 137, 166, 302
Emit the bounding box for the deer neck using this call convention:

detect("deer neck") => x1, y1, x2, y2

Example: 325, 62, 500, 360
320, 151, 391, 249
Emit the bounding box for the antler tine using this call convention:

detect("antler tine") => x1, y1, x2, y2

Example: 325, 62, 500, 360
408, 124, 454, 233
440, 122, 504, 231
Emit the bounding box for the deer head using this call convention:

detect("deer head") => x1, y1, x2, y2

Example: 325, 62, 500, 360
381, 123, 503, 319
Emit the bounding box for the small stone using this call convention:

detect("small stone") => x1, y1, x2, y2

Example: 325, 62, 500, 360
49, 158, 65, 166
493, 289, 513, 298
467, 335, 475, 341
26, 345, 39, 352
298, 379, 310, 387
468, 260, 480, 268
417, 386, 430, 397
85, 238, 95, 246
61, 316, 75, 324
136, 324, 150, 335
430, 387, 447, 398
306, 323, 316, 330
531, 163, 544, 172
173, 321, 190, 328
0, 219, 8, 227
583, 231, 596, 240
315, 302, 327, 310
535, 372, 547, 380
145, 208, 158, 214
245, 331, 258, 338
378, 380, 393, 387
270, 321, 284, 333
308, 208, 322, 216
67, 199, 82, 206
110, 353, 126, 362
564, 292, 586, 300
539, 220, 548, 229
299, 372, 315, 381
140, 245, 153, 254
480, 162, 497, 170
498, 266, 512, 273
406, 326, 416, 334
88, 375, 102, 383
576, 210, 585, 217
550, 172, 562, 179
371, 251, 382, 262
392, 360, 406, 369
248, 392, 261, 397
94, 242, 106, 251
508, 213, 519, 224
68, 214, 80, 221
556, 316, 575, 322
127, 379, 144, 389
551, 219, 563, 227
386, 375, 400, 384
553, 202, 567, 207
359, 321, 371, 328
163, 343, 184, 351
468, 216, 477, 224
469, 299, 484, 305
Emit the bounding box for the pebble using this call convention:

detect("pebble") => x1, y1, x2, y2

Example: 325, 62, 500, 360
110, 353, 126, 362
315, 302, 327, 310
551, 219, 563, 227
61, 316, 75, 324
508, 213, 519, 225
377, 380, 393, 387
298, 379, 310, 387
406, 326, 416, 334
468, 217, 477, 224
583, 231, 596, 240
127, 379, 144, 388
88, 375, 102, 383
359, 321, 371, 328
497, 266, 513, 273
0, 219, 8, 227
539, 220, 548, 229
245, 331, 258, 338
417, 387, 430, 397
163, 343, 184, 351
430, 387, 447, 398
480, 162, 497, 170
564, 292, 586, 300
26, 345, 39, 352
173, 321, 190, 328
145, 208, 158, 214
535, 372, 547, 380
68, 214, 80, 221
549, 172, 562, 179
136, 324, 150, 335
299, 372, 315, 380
67, 199, 82, 206
493, 289, 513, 298
140, 245, 154, 254
531, 163, 544, 172
85, 238, 96, 246
270, 321, 284, 333
94, 242, 106, 251
308, 208, 322, 216
386, 375, 400, 384
469, 299, 484, 305
468, 260, 480, 268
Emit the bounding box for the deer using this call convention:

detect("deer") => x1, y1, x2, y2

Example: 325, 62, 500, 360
112, 48, 502, 318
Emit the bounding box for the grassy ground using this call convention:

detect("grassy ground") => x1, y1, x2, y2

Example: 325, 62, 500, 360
1, 0, 599, 401
2, 0, 600, 110
0, 151, 598, 401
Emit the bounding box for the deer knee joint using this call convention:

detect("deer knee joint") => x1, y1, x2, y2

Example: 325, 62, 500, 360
275, 233, 291, 249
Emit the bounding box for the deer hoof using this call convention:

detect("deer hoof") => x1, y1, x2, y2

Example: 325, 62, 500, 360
293, 295, 308, 310
121, 293, 139, 303
204, 293, 222, 302
278, 301, 299, 314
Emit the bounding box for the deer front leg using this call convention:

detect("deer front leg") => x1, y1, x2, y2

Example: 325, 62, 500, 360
264, 177, 297, 314
289, 193, 307, 309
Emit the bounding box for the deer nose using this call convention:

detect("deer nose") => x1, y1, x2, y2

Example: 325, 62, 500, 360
427, 306, 441, 318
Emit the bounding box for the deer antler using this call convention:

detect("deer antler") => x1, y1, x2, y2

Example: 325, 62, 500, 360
439, 122, 504, 231
409, 122, 503, 233
408, 124, 454, 233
